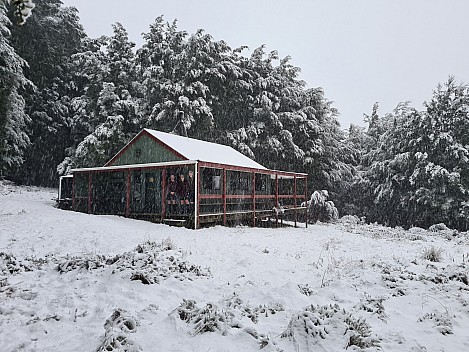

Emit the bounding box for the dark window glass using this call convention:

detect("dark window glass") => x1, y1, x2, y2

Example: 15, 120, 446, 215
135, 148, 142, 158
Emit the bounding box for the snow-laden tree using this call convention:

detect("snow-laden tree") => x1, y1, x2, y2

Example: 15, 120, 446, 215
0, 1, 31, 177
8, 0, 85, 185
107, 22, 138, 97
138, 19, 228, 137
219, 46, 355, 201
351, 78, 469, 230
60, 23, 142, 173
67, 36, 109, 144
306, 190, 339, 223
406, 78, 469, 230
4, 11, 354, 206
99, 24, 141, 133
238, 47, 305, 169
70, 82, 138, 168
59, 115, 126, 173
117, 17, 354, 203
137, 17, 186, 131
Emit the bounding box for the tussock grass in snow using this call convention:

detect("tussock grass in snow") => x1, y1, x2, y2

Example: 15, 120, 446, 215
281, 304, 381, 350
171, 293, 285, 349
56, 240, 211, 284
422, 246, 444, 262
418, 311, 454, 336
97, 309, 141, 352
355, 294, 388, 322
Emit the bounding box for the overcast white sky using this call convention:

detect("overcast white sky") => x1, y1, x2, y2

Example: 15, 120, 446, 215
61, 0, 469, 128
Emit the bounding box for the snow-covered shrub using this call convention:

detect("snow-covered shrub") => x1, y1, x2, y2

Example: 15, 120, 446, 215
338, 215, 362, 225
418, 312, 453, 335
409, 227, 427, 234
175, 300, 231, 335
172, 294, 284, 349
104, 309, 138, 334
355, 294, 388, 322
0, 277, 12, 298
223, 292, 284, 324
281, 304, 338, 340
243, 327, 272, 349
0, 252, 47, 275
298, 283, 314, 296
281, 304, 381, 350
116, 244, 212, 283
129, 271, 156, 285
380, 265, 418, 296
160, 237, 176, 251
57, 254, 107, 273
422, 246, 444, 262
408, 227, 427, 241
306, 190, 339, 223
448, 269, 468, 286
222, 292, 285, 324
56, 242, 211, 283
344, 315, 381, 349
192, 304, 230, 335
419, 263, 468, 287
428, 223, 458, 240
176, 299, 198, 321
134, 239, 175, 253
97, 309, 141, 352
429, 223, 449, 232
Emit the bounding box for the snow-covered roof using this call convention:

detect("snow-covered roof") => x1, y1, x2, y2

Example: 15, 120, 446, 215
144, 129, 266, 170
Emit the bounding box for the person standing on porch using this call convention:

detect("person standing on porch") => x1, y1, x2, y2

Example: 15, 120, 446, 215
166, 173, 178, 214
177, 174, 189, 214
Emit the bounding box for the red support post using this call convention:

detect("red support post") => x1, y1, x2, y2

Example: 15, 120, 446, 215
72, 174, 76, 211
193, 163, 198, 230
275, 174, 279, 228
223, 168, 227, 226
125, 171, 131, 217
294, 176, 297, 228
161, 168, 167, 221
305, 177, 308, 228
252, 172, 256, 227
87, 173, 92, 214
196, 163, 201, 229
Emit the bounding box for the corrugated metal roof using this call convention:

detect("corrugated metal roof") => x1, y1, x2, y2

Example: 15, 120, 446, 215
144, 129, 267, 170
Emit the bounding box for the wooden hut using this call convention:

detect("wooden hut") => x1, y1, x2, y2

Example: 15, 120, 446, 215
63, 129, 308, 229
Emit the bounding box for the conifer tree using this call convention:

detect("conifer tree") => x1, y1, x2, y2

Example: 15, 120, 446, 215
9, 0, 85, 185
351, 78, 469, 230
59, 23, 141, 174
0, 1, 30, 177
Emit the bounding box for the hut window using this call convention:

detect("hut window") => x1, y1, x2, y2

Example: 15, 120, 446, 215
212, 175, 221, 190
202, 168, 222, 190
135, 148, 142, 158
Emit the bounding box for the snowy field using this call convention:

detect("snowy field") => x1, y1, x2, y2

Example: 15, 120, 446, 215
1, 181, 469, 352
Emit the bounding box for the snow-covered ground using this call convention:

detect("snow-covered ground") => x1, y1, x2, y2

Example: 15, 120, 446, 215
1, 181, 468, 352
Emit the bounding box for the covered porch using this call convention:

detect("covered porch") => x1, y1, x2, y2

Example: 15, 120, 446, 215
70, 160, 308, 229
